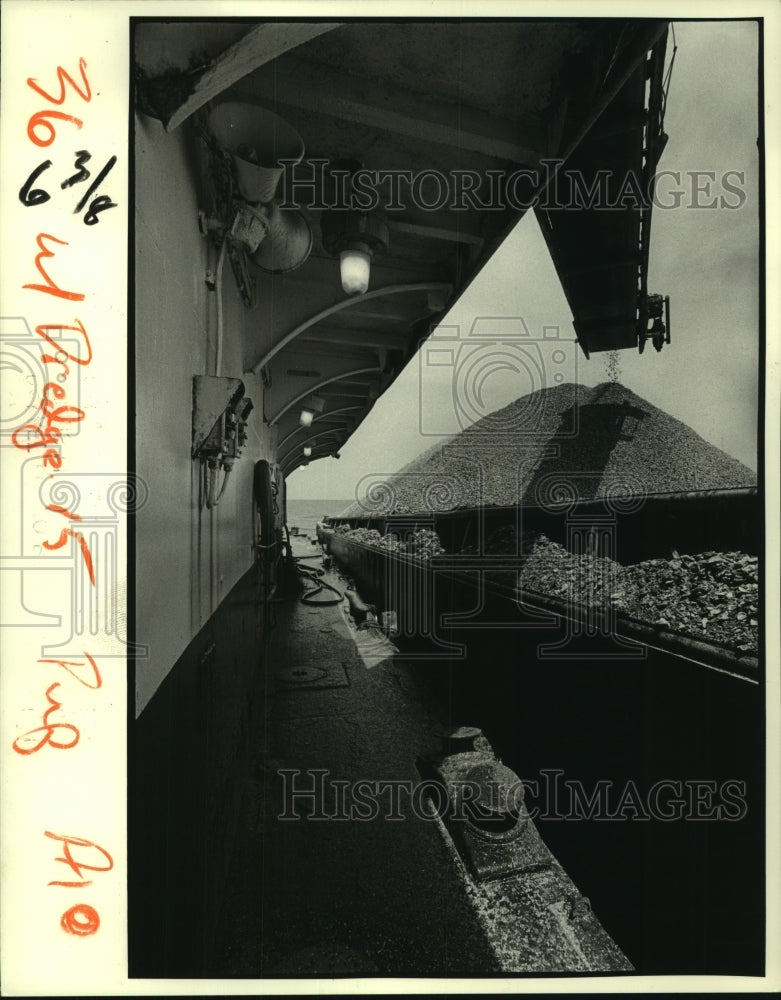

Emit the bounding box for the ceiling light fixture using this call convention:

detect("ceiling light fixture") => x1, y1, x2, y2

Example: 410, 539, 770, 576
321, 209, 389, 296
299, 393, 325, 427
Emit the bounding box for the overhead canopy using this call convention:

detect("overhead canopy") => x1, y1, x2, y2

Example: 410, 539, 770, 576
135, 18, 669, 473
535, 33, 671, 355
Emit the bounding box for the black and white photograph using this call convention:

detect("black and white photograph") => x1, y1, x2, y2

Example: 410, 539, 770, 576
0, 2, 778, 995
128, 12, 767, 981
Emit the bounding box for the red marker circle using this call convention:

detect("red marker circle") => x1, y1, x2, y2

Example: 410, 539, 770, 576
61, 903, 100, 936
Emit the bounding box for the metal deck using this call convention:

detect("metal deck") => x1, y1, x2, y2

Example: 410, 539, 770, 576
210, 536, 631, 976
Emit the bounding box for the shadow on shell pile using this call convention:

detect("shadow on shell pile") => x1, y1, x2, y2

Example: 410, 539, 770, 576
340, 382, 756, 517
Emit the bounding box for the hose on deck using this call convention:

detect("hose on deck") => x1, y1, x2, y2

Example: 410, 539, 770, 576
292, 548, 344, 606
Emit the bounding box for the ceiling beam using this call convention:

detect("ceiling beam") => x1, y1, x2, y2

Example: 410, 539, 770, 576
317, 391, 372, 400
248, 281, 451, 374
343, 304, 419, 322
162, 23, 342, 130
325, 378, 377, 389
280, 426, 344, 467
269, 366, 381, 424
282, 436, 345, 470
297, 325, 408, 352
281, 342, 381, 366
241, 54, 545, 165
282, 452, 335, 478
283, 337, 384, 357
385, 218, 485, 247
278, 412, 359, 451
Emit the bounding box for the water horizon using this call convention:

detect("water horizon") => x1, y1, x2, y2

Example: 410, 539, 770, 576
286, 497, 354, 536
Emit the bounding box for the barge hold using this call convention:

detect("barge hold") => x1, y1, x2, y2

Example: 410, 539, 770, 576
313, 382, 762, 972
129, 15, 763, 983
316, 490, 763, 971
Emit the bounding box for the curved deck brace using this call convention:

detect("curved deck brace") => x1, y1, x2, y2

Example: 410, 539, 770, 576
248, 282, 452, 375
281, 452, 330, 478
268, 366, 381, 425
279, 425, 346, 468
277, 405, 363, 451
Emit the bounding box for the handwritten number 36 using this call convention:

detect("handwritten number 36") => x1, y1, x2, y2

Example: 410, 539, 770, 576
26, 58, 91, 148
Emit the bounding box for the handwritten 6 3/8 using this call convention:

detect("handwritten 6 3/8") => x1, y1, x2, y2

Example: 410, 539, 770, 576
19, 150, 117, 226
19, 58, 116, 225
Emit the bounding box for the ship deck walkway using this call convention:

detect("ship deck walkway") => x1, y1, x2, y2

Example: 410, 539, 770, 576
209, 535, 624, 977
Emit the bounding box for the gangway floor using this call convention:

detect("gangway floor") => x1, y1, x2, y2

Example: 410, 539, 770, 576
210, 539, 630, 977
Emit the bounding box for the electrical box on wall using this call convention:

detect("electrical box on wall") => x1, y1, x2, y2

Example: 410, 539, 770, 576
192, 375, 254, 508
192, 376, 253, 459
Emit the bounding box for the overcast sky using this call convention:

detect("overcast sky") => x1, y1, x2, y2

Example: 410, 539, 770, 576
289, 20, 760, 502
